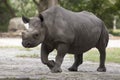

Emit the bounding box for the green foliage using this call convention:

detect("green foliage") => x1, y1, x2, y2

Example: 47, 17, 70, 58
59, 0, 120, 29
109, 29, 120, 36
0, 0, 120, 32
0, 0, 12, 32
0, 24, 8, 32
0, 0, 38, 32
10, 0, 38, 17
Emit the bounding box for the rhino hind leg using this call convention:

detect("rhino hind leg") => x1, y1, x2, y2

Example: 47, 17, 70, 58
97, 47, 106, 72
96, 36, 108, 72
96, 39, 107, 72
68, 53, 83, 71
96, 26, 109, 72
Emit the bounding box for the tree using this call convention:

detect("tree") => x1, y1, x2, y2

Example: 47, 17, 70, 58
0, 0, 16, 17
10, 0, 38, 17
0, 0, 120, 32
0, 0, 59, 32
33, 0, 59, 13
0, 0, 16, 32
59, 0, 120, 28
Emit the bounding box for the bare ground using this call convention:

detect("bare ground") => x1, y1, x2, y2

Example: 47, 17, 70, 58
0, 47, 120, 80
0, 57, 120, 80
0, 38, 120, 80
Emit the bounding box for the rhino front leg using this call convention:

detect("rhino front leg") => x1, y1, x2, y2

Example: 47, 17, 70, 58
41, 44, 55, 70
51, 44, 68, 73
68, 53, 83, 71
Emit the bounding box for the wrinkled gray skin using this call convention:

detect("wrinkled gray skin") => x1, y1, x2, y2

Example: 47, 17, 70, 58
22, 6, 109, 73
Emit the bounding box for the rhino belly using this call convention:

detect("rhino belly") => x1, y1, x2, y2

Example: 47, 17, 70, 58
68, 29, 101, 54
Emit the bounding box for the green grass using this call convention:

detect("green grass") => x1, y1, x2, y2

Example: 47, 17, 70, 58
84, 49, 99, 62
16, 48, 120, 63
0, 46, 21, 49
84, 48, 120, 63
21, 48, 32, 51
18, 46, 40, 51
106, 48, 120, 63
1, 78, 30, 80
16, 53, 39, 58
0, 46, 39, 50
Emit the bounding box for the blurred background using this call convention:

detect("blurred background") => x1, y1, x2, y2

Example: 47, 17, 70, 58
0, 0, 120, 37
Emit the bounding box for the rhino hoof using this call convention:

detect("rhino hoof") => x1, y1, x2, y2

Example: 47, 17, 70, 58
47, 60, 56, 70
97, 67, 106, 72
68, 67, 77, 71
51, 67, 62, 73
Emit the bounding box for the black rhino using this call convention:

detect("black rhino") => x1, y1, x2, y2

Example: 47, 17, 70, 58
22, 6, 109, 73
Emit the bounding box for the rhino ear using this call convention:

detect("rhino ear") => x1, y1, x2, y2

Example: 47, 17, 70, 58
22, 15, 30, 23
39, 14, 44, 22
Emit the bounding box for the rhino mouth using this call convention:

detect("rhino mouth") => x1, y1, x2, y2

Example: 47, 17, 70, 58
22, 41, 37, 48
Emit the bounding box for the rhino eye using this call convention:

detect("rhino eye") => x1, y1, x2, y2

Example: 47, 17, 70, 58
33, 33, 39, 39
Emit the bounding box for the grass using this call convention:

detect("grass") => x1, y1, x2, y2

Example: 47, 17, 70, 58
0, 78, 46, 80
15, 47, 120, 64
16, 53, 39, 58
106, 48, 120, 63
84, 48, 120, 63
1, 78, 30, 80
0, 46, 21, 49
19, 48, 32, 51
0, 77, 46, 80
84, 49, 99, 62
0, 46, 40, 50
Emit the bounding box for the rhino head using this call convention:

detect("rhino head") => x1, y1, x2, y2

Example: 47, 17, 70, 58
22, 14, 45, 48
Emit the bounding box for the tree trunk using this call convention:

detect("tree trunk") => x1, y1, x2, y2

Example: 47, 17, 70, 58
3, 0, 16, 17
33, 0, 58, 13
48, 0, 58, 7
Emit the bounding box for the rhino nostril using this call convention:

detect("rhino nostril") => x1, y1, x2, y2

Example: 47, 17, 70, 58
22, 31, 25, 35
26, 42, 30, 47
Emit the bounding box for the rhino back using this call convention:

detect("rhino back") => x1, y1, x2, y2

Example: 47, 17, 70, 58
69, 11, 103, 53
42, 6, 106, 53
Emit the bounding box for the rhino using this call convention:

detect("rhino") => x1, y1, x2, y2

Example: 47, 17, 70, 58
22, 6, 109, 73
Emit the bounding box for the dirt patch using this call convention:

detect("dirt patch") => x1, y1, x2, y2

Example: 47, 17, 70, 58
0, 47, 120, 80
0, 37, 120, 80
0, 57, 120, 80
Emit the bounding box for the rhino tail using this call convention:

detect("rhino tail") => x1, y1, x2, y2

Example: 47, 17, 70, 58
96, 22, 109, 48
102, 23, 109, 47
